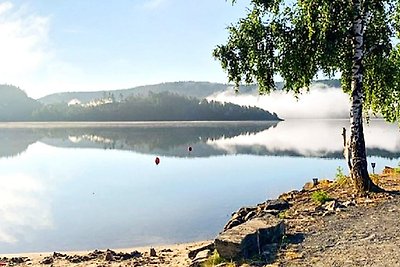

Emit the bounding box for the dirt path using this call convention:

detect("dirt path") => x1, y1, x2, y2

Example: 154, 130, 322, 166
278, 194, 400, 266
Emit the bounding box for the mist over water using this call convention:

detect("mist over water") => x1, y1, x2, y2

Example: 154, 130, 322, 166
208, 85, 350, 119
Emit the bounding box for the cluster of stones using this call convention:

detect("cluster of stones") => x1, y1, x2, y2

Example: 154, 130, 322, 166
189, 199, 289, 266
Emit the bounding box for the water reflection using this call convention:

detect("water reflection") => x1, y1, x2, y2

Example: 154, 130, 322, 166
0, 122, 276, 158
0, 173, 53, 245
209, 120, 400, 159
0, 120, 399, 159
0, 120, 399, 254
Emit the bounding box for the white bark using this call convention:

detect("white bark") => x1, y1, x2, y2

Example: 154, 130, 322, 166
349, 0, 375, 192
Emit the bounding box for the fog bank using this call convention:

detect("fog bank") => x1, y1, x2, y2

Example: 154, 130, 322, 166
208, 85, 350, 119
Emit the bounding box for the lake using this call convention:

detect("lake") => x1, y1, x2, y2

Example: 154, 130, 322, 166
0, 120, 399, 254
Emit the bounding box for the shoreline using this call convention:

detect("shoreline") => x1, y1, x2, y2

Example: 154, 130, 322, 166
1, 240, 211, 257
0, 240, 213, 266
3, 167, 400, 266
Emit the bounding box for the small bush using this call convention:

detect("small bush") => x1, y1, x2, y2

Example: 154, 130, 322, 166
335, 166, 348, 185
278, 210, 287, 219
201, 250, 235, 267
395, 163, 400, 174
311, 190, 332, 204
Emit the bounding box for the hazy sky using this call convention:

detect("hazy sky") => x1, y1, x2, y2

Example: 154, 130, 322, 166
0, 0, 250, 98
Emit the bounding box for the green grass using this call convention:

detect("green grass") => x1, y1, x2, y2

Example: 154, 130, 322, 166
278, 210, 288, 219
395, 163, 400, 174
201, 250, 235, 267
335, 166, 348, 186
311, 190, 332, 204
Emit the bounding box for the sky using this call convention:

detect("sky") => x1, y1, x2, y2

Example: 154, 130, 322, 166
0, 0, 251, 98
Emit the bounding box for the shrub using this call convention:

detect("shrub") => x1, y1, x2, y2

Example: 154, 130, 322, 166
201, 250, 235, 267
335, 166, 348, 185
311, 190, 332, 204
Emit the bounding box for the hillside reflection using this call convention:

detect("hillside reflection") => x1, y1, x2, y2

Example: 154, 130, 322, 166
0, 120, 399, 159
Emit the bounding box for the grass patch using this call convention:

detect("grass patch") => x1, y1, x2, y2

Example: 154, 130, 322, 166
278, 210, 288, 219
201, 250, 235, 267
334, 166, 348, 186
311, 190, 332, 204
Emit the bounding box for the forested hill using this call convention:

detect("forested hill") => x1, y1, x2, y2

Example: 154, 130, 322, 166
33, 92, 281, 121
0, 85, 41, 121
38, 82, 230, 104
0, 85, 280, 121
38, 80, 341, 105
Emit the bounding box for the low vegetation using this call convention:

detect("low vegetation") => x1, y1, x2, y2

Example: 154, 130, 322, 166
311, 190, 332, 204
201, 250, 235, 267
334, 166, 349, 186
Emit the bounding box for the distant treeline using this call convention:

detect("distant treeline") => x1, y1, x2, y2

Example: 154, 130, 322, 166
0, 85, 281, 121
32, 92, 280, 121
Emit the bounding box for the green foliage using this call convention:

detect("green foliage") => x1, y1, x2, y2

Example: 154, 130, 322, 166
394, 165, 400, 174
335, 166, 345, 179
32, 92, 281, 121
311, 190, 332, 204
278, 210, 287, 219
214, 0, 400, 124
201, 250, 234, 267
0, 84, 42, 121
39, 82, 236, 105
335, 166, 348, 186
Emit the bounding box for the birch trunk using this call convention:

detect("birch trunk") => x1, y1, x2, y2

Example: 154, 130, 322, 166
350, 0, 380, 193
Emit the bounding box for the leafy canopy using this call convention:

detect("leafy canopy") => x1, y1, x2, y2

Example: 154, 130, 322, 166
214, 0, 400, 123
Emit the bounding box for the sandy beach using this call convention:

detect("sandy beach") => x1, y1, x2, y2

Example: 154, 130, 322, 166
0, 240, 213, 266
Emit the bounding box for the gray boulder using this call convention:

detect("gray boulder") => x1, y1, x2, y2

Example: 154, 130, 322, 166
223, 199, 289, 231
215, 215, 285, 260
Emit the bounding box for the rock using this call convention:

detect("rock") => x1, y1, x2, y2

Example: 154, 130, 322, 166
53, 252, 67, 258
9, 257, 28, 264
215, 215, 285, 260
150, 248, 157, 257
278, 190, 300, 202
383, 166, 394, 174
303, 182, 314, 190
105, 251, 114, 261
342, 200, 356, 207
190, 249, 212, 267
262, 243, 279, 262
66, 255, 90, 263
188, 242, 215, 259
129, 250, 142, 258
40, 257, 53, 265
264, 199, 290, 211
224, 218, 244, 231
160, 248, 173, 253
244, 210, 257, 221
322, 200, 339, 211
224, 200, 289, 231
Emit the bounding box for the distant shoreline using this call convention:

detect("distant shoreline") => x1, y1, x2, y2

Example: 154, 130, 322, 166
0, 120, 280, 128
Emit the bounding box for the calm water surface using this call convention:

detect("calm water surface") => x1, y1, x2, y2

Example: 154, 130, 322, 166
0, 120, 399, 253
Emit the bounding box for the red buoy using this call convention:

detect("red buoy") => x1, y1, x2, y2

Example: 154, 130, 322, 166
155, 157, 160, 165
188, 146, 192, 152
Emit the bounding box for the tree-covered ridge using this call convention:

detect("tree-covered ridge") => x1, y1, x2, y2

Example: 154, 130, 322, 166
38, 81, 231, 104
32, 91, 281, 121
38, 80, 342, 105
0, 85, 41, 121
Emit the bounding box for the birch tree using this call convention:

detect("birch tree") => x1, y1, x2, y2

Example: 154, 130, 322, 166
214, 0, 400, 193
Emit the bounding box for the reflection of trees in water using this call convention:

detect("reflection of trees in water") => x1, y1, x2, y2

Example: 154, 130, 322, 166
41, 123, 277, 157
0, 122, 276, 158
0, 121, 399, 159
0, 129, 41, 158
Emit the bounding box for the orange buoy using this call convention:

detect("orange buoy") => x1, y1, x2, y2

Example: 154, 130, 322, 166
155, 157, 160, 165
